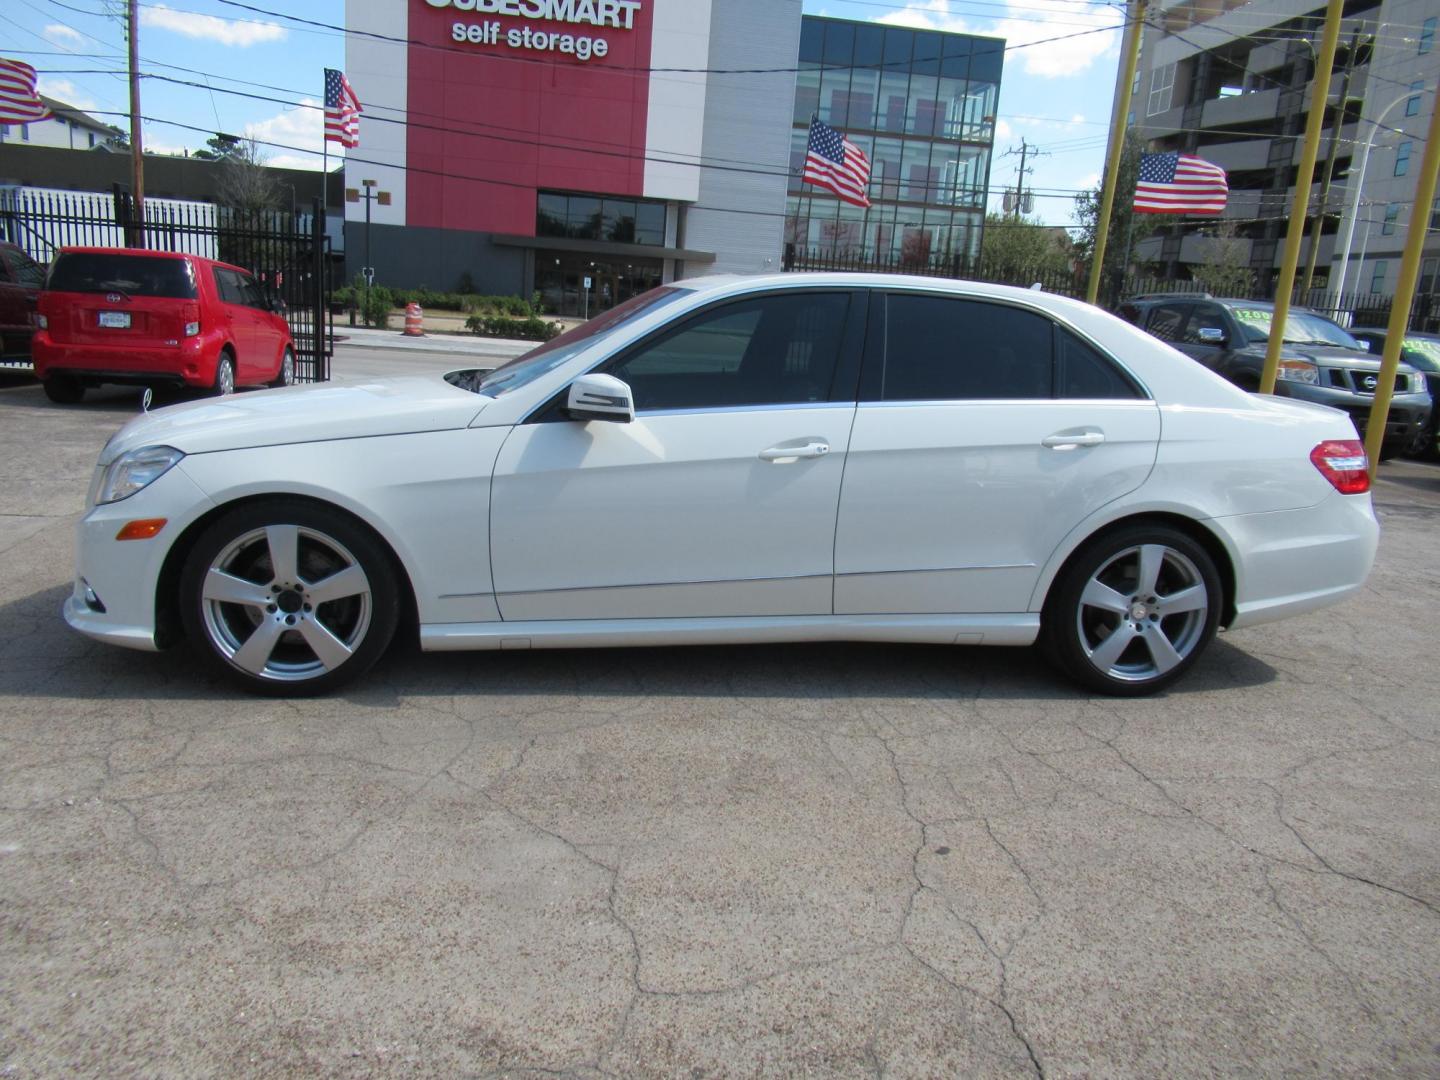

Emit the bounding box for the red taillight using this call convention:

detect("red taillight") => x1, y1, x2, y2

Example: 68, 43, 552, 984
1310, 439, 1370, 495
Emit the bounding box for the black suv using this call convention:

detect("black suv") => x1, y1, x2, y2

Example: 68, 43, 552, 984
1120, 295, 1432, 459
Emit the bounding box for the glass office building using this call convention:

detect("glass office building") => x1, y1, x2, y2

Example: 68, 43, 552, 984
787, 17, 1004, 265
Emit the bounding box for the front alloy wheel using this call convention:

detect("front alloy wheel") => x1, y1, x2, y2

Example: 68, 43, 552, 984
1044, 525, 1221, 696
180, 502, 399, 694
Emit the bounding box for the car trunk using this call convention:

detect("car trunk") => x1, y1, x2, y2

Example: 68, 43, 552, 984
46, 293, 198, 347
41, 252, 198, 347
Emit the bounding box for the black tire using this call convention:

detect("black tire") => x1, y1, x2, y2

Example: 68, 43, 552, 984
212, 351, 236, 397
42, 374, 85, 404
178, 500, 400, 696
1042, 524, 1222, 696
269, 346, 295, 389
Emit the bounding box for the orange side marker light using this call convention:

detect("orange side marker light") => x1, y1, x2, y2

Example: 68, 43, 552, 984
116, 518, 168, 541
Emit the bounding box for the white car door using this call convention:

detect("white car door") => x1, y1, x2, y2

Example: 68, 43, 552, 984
490, 289, 865, 621
834, 291, 1161, 615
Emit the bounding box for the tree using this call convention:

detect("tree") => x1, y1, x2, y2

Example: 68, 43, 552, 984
1188, 220, 1255, 297
1072, 132, 1164, 288
192, 133, 245, 162
978, 212, 1072, 280
211, 136, 281, 217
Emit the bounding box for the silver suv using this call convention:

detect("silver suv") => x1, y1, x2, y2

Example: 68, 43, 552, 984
1120, 296, 1432, 460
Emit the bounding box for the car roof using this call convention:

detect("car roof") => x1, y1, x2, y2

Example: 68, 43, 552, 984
58, 246, 193, 260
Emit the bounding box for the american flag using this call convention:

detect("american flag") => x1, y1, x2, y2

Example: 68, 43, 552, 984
0, 57, 53, 125
802, 115, 871, 208
1134, 152, 1228, 214
324, 68, 361, 149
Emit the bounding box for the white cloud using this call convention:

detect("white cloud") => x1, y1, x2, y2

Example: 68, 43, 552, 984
42, 24, 84, 49
878, 0, 1122, 79
36, 78, 98, 112
242, 99, 326, 169
140, 4, 287, 47
995, 118, 1014, 141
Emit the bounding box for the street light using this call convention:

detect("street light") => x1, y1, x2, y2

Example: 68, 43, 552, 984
1333, 85, 1428, 296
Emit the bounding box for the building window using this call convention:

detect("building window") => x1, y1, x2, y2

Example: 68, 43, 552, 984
0, 124, 8, 137
1432, 196, 1440, 230
536, 191, 666, 246
21, 123, 29, 141
1407, 80, 1424, 117
1382, 203, 1400, 235
88, 132, 96, 148
1370, 261, 1388, 294
1421, 258, 1438, 293
1420, 16, 1436, 55
1395, 141, 1412, 177
1147, 64, 1175, 116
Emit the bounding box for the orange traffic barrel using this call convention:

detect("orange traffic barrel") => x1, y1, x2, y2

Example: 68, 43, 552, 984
403, 302, 424, 337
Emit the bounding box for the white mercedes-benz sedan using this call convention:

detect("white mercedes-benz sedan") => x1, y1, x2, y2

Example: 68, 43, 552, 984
65, 273, 1379, 696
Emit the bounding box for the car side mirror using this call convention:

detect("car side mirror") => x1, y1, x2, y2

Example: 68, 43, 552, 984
1196, 326, 1226, 345
566, 373, 635, 424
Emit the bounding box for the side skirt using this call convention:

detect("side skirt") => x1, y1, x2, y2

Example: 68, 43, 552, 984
419, 613, 1041, 652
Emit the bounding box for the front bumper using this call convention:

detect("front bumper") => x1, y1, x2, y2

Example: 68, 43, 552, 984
1273, 382, 1431, 446
63, 463, 216, 652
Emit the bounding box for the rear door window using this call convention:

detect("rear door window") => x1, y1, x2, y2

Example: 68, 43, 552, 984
1056, 328, 1144, 399
879, 294, 1053, 400
48, 253, 196, 298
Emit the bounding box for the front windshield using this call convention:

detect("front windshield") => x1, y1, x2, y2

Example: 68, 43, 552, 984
456, 286, 690, 398
1230, 307, 1362, 349
1403, 337, 1440, 373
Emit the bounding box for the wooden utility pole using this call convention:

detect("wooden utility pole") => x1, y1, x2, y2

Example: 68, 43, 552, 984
1259, 0, 1344, 394
127, 0, 146, 244
1086, 0, 1147, 305
1301, 26, 1361, 294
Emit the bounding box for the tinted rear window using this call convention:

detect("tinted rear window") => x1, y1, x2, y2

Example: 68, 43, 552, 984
47, 253, 197, 299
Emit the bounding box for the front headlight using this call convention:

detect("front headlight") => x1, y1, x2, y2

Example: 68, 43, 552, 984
95, 446, 185, 505
1412, 373, 1430, 395
1277, 360, 1319, 384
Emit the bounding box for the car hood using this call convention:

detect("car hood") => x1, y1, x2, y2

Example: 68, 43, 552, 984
99, 374, 489, 463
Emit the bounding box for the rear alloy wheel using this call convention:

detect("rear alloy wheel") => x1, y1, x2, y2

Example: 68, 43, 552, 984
1044, 525, 1221, 696
43, 374, 85, 404
179, 501, 400, 695
269, 347, 295, 388
213, 353, 236, 396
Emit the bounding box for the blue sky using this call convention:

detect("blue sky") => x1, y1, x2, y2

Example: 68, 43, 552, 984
4, 0, 1123, 227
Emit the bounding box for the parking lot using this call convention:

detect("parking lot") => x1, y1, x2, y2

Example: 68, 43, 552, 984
2, 346, 1438, 1077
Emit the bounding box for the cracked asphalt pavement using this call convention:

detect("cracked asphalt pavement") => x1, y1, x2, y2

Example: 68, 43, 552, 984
2, 357, 1438, 1077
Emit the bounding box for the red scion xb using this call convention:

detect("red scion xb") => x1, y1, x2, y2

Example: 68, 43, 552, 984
32, 247, 295, 403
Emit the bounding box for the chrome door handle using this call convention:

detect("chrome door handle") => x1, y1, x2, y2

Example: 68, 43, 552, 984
1042, 430, 1105, 449
759, 441, 831, 461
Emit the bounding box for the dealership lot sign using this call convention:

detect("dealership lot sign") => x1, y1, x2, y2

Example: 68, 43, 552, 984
425, 0, 642, 61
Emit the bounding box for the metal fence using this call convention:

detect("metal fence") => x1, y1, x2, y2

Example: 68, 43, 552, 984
781, 244, 1438, 333
0, 186, 334, 382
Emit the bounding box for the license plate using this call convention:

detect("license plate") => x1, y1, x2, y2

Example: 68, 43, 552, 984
98, 311, 131, 329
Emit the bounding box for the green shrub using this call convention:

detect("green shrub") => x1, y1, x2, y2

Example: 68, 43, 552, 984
360, 283, 392, 328
465, 314, 562, 341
